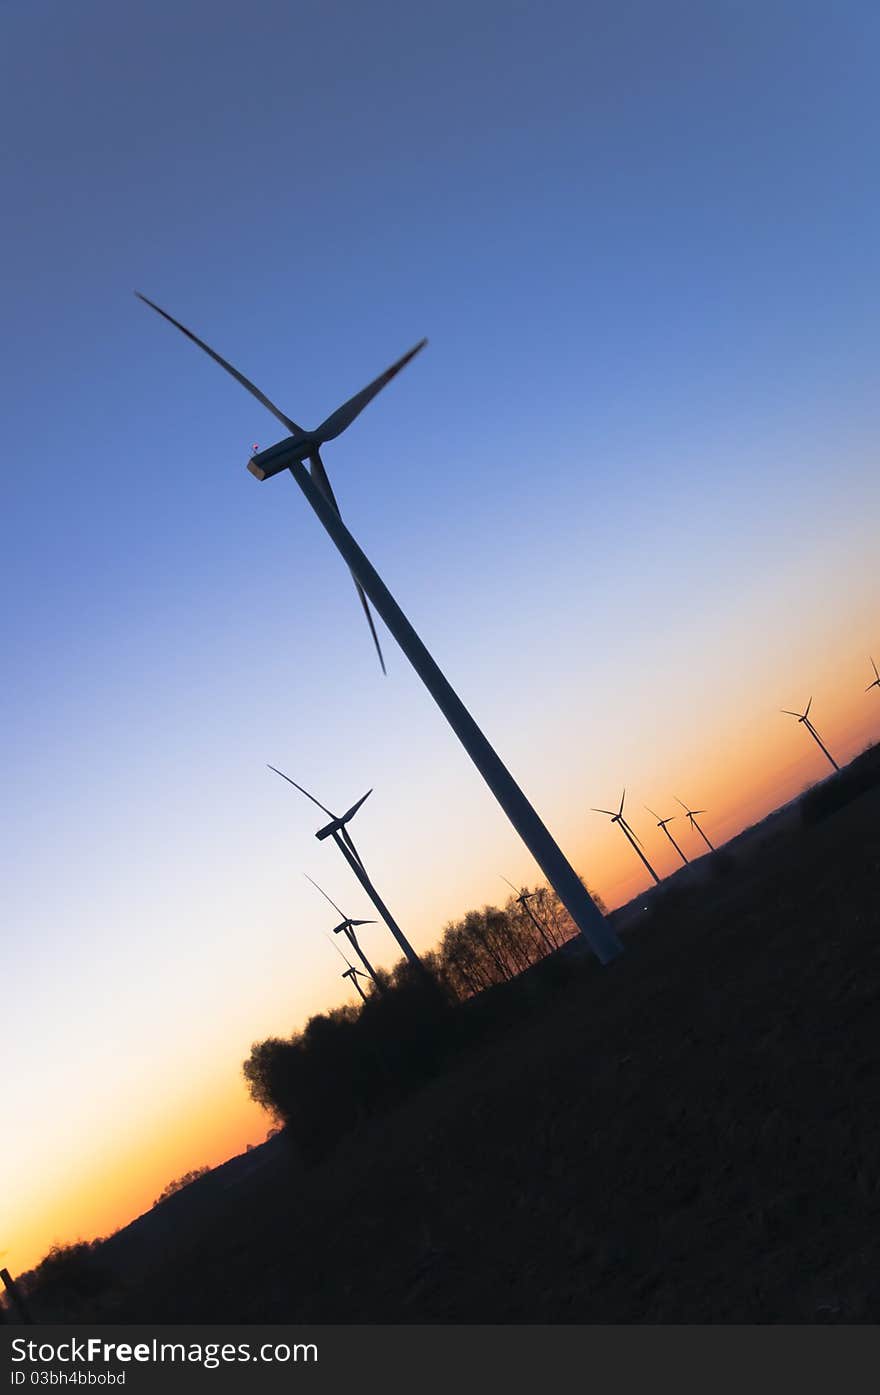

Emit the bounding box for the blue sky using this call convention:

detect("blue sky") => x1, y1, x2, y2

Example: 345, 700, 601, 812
2, 0, 879, 1268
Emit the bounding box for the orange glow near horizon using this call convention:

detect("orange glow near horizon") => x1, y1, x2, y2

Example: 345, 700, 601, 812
8, 688, 878, 1277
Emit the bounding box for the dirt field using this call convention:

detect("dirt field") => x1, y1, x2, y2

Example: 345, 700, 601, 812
25, 776, 880, 1323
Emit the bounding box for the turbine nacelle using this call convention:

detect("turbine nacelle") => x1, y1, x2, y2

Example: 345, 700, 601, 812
315, 790, 373, 841
782, 697, 813, 725
248, 435, 316, 480
332, 917, 376, 936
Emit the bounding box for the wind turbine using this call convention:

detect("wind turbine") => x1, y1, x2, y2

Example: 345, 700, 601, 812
781, 698, 839, 772
645, 807, 689, 866
305, 874, 378, 982
674, 797, 715, 852
138, 297, 622, 966
591, 790, 661, 885
326, 933, 372, 1004
866, 658, 880, 694
270, 765, 419, 965
500, 875, 555, 951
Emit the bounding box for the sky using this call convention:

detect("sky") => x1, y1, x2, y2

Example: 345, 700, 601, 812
2, 0, 879, 1273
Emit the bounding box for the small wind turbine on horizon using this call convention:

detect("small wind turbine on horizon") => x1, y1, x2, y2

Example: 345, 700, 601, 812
781, 698, 839, 772
645, 807, 689, 866
138, 296, 621, 968
865, 658, 880, 694
305, 874, 378, 983
591, 791, 661, 885
325, 933, 372, 1004
500, 875, 555, 951
270, 765, 419, 966
674, 797, 715, 852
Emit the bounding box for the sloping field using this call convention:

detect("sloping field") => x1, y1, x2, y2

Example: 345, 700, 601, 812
27, 779, 880, 1323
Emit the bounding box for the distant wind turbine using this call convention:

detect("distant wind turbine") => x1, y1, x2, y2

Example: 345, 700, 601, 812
270, 765, 419, 965
138, 296, 621, 967
645, 807, 689, 866
866, 658, 880, 694
592, 791, 661, 885
674, 797, 715, 852
500, 875, 555, 951
325, 932, 372, 1004
305, 874, 378, 982
781, 698, 839, 772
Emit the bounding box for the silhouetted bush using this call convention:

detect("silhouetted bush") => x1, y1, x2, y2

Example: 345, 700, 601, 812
19, 1242, 115, 1320
243, 881, 606, 1161
153, 1166, 210, 1207
243, 967, 460, 1161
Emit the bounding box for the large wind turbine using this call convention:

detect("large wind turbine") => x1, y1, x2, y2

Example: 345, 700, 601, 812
305, 874, 378, 982
674, 797, 715, 852
326, 934, 372, 1004
645, 806, 689, 866
592, 790, 661, 885
269, 765, 419, 965
865, 657, 880, 694
781, 697, 839, 772
500, 875, 555, 951
138, 297, 622, 966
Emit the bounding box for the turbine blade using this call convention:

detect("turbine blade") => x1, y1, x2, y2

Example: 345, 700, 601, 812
309, 452, 387, 674
304, 873, 347, 921
348, 919, 377, 927
644, 806, 662, 822
340, 789, 372, 824
325, 932, 355, 970
620, 817, 645, 849
315, 339, 427, 443
781, 710, 802, 718
500, 875, 520, 894
135, 293, 305, 437
591, 808, 615, 817
618, 789, 626, 816
267, 765, 336, 819
674, 796, 689, 813
805, 696, 813, 718
872, 656, 880, 681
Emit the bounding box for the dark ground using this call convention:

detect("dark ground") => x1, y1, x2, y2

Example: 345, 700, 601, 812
24, 769, 880, 1322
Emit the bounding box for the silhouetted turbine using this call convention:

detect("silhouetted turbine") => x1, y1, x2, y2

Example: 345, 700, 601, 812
326, 933, 372, 1004
305, 874, 378, 981
138, 297, 622, 968
270, 765, 419, 965
781, 698, 839, 772
592, 790, 661, 884
674, 797, 715, 852
866, 657, 880, 694
500, 875, 555, 951
645, 807, 689, 865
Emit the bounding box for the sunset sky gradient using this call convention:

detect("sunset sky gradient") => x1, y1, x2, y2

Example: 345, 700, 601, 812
3, 0, 879, 1272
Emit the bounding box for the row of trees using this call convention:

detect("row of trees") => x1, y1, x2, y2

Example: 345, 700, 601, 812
426, 884, 603, 999
242, 881, 606, 1158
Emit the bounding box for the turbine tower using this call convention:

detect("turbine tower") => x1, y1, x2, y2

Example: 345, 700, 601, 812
305, 874, 378, 982
500, 875, 555, 951
270, 765, 419, 965
138, 296, 622, 966
781, 698, 839, 772
866, 657, 880, 694
674, 797, 715, 852
326, 933, 372, 1004
645, 807, 689, 866
591, 790, 661, 885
